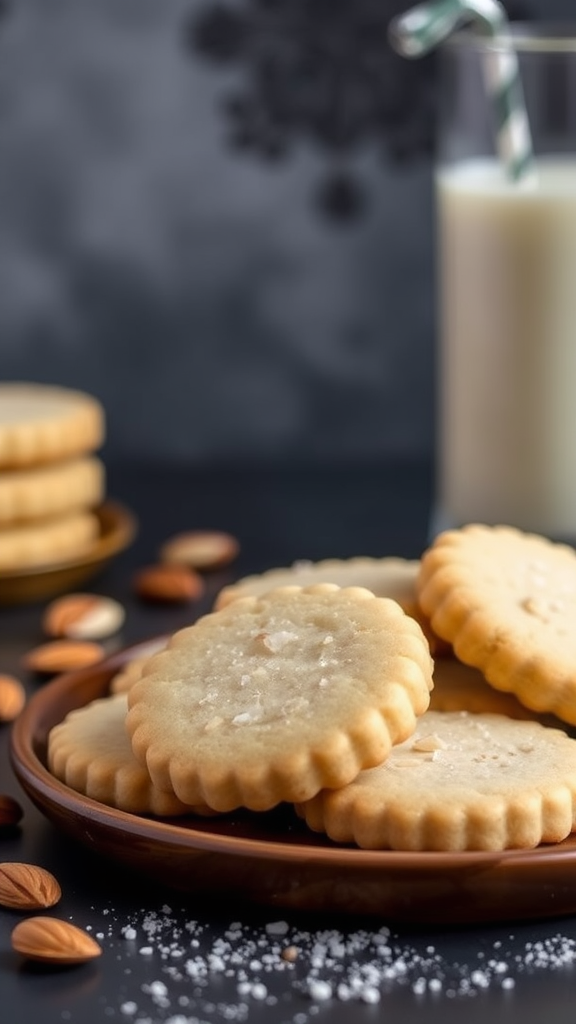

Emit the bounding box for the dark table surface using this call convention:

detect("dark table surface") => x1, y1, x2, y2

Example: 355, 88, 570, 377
4, 459, 576, 1024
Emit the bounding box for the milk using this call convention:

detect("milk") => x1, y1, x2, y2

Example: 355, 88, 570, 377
436, 157, 576, 539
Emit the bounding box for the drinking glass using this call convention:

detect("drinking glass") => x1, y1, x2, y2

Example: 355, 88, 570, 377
434, 24, 576, 540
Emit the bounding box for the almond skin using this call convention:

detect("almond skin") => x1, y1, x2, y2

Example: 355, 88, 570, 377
0, 862, 61, 910
133, 564, 205, 604
0, 674, 26, 722
0, 795, 23, 828
43, 593, 125, 640
159, 530, 240, 571
11, 916, 102, 964
22, 640, 105, 675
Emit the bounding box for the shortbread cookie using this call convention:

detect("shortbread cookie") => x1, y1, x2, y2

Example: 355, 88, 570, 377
0, 383, 104, 469
0, 456, 105, 525
126, 583, 433, 812
296, 710, 576, 851
0, 511, 99, 570
109, 639, 169, 695
110, 645, 169, 695
215, 556, 449, 656
48, 694, 213, 817
110, 655, 151, 696
417, 525, 576, 725
430, 656, 541, 720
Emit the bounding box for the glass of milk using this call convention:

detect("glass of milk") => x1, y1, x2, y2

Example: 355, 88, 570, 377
435, 25, 576, 540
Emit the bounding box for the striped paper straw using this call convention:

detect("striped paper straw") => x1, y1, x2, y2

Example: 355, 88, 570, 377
388, 0, 534, 181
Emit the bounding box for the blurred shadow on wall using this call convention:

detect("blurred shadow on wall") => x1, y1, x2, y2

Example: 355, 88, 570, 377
0, 0, 532, 467
187, 0, 437, 222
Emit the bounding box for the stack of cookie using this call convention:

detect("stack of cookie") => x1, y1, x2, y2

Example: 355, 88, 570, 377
0, 383, 106, 571
47, 525, 576, 853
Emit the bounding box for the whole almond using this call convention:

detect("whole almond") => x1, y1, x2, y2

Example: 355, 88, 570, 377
133, 564, 205, 604
11, 916, 102, 964
0, 674, 26, 722
22, 640, 105, 675
43, 593, 125, 640
159, 530, 240, 571
0, 863, 61, 910
0, 795, 23, 828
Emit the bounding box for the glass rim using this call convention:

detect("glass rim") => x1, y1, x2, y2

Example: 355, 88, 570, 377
447, 23, 576, 53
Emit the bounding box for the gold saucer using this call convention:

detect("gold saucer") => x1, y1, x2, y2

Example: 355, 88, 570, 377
0, 501, 137, 606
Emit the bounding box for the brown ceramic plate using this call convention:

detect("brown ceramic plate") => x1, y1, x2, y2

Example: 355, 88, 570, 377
10, 637, 576, 926
0, 500, 137, 606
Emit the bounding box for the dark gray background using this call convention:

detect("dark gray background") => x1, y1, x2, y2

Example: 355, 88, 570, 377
0, 0, 571, 467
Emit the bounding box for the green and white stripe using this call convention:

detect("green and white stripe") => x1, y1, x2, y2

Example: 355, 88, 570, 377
389, 0, 534, 181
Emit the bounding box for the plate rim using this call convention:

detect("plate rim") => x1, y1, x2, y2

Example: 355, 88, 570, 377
10, 638, 576, 875
0, 499, 137, 582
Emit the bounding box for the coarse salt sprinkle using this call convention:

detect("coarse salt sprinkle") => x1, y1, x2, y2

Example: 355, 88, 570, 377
80, 906, 576, 1022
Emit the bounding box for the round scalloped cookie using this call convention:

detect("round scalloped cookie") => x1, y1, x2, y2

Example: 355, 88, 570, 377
126, 583, 433, 813
0, 382, 104, 469
417, 524, 576, 726
48, 694, 215, 817
214, 556, 450, 657
110, 656, 151, 696
0, 456, 105, 525
430, 656, 545, 720
109, 638, 169, 696
296, 710, 576, 851
0, 510, 99, 570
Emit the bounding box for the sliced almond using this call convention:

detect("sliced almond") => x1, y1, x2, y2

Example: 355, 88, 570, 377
22, 640, 105, 675
0, 795, 23, 828
43, 593, 125, 640
11, 916, 102, 964
0, 674, 26, 722
159, 530, 240, 571
133, 564, 205, 604
0, 862, 61, 910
